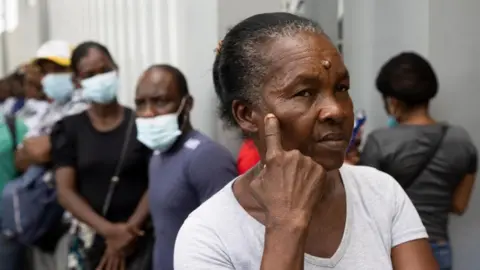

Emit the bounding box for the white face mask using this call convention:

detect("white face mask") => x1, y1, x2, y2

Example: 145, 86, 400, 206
135, 98, 186, 151
81, 71, 119, 104
41, 73, 75, 103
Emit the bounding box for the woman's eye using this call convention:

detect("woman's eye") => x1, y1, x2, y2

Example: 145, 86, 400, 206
336, 84, 350, 92
293, 90, 312, 98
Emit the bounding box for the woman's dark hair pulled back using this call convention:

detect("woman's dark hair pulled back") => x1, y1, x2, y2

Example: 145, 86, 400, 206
376, 52, 438, 106
71, 41, 116, 75
213, 12, 324, 127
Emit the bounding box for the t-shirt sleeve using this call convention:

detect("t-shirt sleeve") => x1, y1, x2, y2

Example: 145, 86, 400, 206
14, 118, 28, 147
174, 217, 234, 270
187, 143, 238, 203
466, 142, 477, 174
391, 180, 428, 247
50, 118, 76, 168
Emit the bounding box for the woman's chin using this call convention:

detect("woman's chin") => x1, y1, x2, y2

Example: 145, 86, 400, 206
312, 154, 346, 171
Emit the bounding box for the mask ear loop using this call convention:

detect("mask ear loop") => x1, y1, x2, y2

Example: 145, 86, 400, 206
177, 97, 188, 130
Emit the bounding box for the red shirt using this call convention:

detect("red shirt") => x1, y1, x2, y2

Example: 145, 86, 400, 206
237, 139, 261, 175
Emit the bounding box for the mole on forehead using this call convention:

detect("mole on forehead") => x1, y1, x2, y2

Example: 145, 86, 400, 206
321, 60, 331, 70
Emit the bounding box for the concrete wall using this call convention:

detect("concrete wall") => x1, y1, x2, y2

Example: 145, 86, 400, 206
0, 0, 42, 75
300, 0, 338, 45
343, 0, 480, 269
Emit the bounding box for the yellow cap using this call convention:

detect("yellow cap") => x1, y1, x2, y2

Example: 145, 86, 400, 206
33, 40, 73, 67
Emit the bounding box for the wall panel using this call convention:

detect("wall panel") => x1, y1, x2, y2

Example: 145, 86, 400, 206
47, 0, 174, 107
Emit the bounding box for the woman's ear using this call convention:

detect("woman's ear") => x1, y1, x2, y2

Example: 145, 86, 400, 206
184, 95, 194, 113
385, 97, 398, 116
232, 100, 260, 134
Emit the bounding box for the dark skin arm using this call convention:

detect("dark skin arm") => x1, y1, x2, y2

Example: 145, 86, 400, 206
126, 192, 149, 230
261, 220, 310, 270
452, 174, 476, 215
57, 167, 149, 270
14, 148, 31, 172
56, 166, 149, 235
391, 239, 439, 270
56, 167, 113, 236
17, 136, 52, 167
252, 115, 327, 270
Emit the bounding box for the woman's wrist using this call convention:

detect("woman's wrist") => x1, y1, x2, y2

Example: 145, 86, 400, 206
96, 220, 115, 237
265, 210, 311, 232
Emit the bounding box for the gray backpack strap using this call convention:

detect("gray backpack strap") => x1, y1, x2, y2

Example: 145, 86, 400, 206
403, 125, 449, 189
5, 115, 17, 149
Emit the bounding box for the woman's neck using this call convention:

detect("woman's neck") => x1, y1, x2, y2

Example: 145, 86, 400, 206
89, 101, 122, 119
399, 107, 436, 125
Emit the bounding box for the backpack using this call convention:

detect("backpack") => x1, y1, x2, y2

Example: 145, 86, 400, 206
0, 165, 64, 245
0, 116, 64, 245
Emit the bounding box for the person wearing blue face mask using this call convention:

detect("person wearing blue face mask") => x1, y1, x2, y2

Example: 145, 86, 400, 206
41, 73, 75, 104
134, 64, 237, 270
50, 41, 152, 270
360, 52, 477, 270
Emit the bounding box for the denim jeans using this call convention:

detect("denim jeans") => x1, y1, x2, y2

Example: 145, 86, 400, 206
0, 233, 28, 270
431, 241, 452, 270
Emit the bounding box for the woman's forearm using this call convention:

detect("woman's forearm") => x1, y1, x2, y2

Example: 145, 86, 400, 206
58, 187, 113, 237
127, 191, 150, 229
260, 220, 309, 270
14, 148, 31, 171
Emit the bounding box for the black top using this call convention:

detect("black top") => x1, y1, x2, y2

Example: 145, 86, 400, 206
51, 108, 150, 222
360, 124, 477, 240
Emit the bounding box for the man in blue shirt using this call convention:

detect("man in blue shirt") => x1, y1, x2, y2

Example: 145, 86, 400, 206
135, 64, 237, 270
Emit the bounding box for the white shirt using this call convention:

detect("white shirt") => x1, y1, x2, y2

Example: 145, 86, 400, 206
25, 91, 88, 138
16, 99, 50, 131
174, 164, 428, 270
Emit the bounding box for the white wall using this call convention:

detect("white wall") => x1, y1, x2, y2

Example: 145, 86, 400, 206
0, 0, 42, 75
0, 0, 284, 150
344, 0, 430, 135
429, 2, 480, 269
300, 0, 338, 45
344, 0, 480, 269
5, 0, 219, 140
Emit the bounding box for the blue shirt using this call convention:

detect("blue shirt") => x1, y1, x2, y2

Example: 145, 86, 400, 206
148, 130, 237, 270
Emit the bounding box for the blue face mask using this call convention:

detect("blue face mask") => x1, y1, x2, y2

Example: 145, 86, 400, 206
387, 115, 398, 127
41, 73, 75, 103
81, 71, 119, 104
136, 100, 185, 151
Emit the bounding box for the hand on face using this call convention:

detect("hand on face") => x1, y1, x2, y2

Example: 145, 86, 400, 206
250, 114, 328, 229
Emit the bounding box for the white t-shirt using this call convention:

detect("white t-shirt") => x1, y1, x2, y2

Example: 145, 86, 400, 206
174, 164, 428, 270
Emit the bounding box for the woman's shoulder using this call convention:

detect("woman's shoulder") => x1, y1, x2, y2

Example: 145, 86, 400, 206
51, 110, 88, 137
175, 179, 257, 268
342, 164, 427, 247
341, 164, 404, 208
185, 180, 237, 222
342, 164, 398, 187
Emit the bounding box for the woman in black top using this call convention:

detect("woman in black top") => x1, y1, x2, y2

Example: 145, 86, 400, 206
360, 52, 477, 270
51, 42, 151, 269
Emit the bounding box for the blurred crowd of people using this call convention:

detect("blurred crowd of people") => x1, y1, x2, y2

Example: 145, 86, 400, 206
0, 12, 476, 270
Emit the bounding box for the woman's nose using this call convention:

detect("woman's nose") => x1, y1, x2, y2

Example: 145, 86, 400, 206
317, 97, 344, 124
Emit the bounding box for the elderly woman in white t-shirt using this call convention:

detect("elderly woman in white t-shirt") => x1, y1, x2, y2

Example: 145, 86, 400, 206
174, 12, 438, 270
